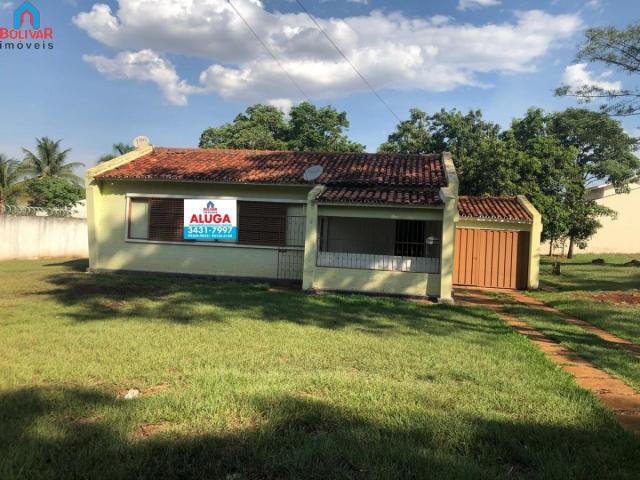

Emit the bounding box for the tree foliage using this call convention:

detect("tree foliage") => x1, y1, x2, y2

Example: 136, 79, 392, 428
24, 176, 85, 212
22, 137, 84, 185
380, 107, 639, 254
555, 22, 640, 116
199, 102, 365, 152
0, 154, 24, 208
99, 143, 135, 163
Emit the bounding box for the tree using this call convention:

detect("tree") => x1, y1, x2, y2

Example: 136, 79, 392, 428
378, 108, 433, 154
379, 108, 501, 193
0, 154, 23, 209
24, 177, 85, 212
22, 137, 84, 185
379, 107, 586, 251
286, 102, 365, 152
504, 110, 582, 250
199, 102, 365, 152
549, 108, 639, 256
200, 104, 288, 150
99, 143, 135, 163
555, 22, 640, 116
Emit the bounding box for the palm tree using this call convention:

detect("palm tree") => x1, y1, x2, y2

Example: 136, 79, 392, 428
22, 137, 84, 184
99, 142, 134, 163
0, 154, 24, 210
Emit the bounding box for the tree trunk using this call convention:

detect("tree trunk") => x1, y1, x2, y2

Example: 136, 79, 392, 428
567, 237, 575, 259
549, 241, 553, 256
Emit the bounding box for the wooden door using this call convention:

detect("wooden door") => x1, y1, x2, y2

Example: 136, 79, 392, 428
454, 228, 530, 290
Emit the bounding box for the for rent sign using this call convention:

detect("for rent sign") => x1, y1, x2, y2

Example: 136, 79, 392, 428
183, 199, 237, 241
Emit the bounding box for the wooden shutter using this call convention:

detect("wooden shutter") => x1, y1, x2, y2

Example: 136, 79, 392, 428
149, 198, 184, 242
238, 201, 287, 247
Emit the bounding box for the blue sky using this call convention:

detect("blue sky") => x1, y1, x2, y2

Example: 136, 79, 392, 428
0, 0, 638, 174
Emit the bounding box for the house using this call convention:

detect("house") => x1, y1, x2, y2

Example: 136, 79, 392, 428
578, 181, 640, 254
86, 140, 541, 302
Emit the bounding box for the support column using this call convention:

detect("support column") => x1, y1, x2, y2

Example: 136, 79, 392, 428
439, 153, 459, 303
517, 195, 542, 289
302, 185, 326, 291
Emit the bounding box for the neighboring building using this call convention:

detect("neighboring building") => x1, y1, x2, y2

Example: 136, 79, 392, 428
579, 181, 640, 254
86, 143, 541, 301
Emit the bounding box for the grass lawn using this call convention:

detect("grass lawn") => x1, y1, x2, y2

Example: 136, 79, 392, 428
1, 259, 639, 479
503, 253, 640, 402
530, 254, 640, 345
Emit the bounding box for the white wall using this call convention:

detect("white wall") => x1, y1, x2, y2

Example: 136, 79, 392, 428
0, 215, 88, 260
580, 183, 640, 254
541, 182, 640, 255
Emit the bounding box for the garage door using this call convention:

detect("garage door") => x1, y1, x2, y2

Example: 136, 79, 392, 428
454, 228, 530, 290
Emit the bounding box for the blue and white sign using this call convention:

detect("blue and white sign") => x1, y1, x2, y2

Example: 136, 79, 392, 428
183, 199, 237, 241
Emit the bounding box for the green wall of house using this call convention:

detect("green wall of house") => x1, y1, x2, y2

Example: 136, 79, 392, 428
88, 179, 310, 279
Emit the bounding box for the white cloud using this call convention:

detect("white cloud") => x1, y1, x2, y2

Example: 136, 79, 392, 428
82, 50, 209, 105
74, 1, 581, 106
267, 98, 293, 114
457, 0, 500, 11
0, 2, 13, 10
561, 63, 621, 92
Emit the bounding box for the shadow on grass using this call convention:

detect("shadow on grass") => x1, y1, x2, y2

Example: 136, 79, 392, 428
538, 298, 640, 345
43, 258, 89, 272
1, 385, 638, 480
539, 263, 640, 292
33, 262, 510, 341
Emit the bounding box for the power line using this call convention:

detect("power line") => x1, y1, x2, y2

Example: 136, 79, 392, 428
293, 0, 401, 123
226, 0, 312, 103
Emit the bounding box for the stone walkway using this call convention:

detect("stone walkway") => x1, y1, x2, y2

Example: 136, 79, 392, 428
455, 289, 640, 433
507, 290, 640, 359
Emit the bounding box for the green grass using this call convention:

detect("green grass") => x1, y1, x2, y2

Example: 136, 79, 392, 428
1, 259, 640, 479
503, 303, 640, 393
531, 254, 640, 345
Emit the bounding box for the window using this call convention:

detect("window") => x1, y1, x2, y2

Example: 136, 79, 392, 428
149, 198, 184, 242
128, 198, 149, 240
238, 201, 287, 247
317, 217, 442, 273
126, 197, 299, 248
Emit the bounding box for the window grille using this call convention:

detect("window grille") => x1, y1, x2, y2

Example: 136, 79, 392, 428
317, 217, 442, 274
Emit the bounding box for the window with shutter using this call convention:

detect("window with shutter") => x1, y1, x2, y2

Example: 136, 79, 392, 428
238, 201, 287, 247
148, 198, 184, 242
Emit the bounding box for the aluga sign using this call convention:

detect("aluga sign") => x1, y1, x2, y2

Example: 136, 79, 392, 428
183, 199, 237, 241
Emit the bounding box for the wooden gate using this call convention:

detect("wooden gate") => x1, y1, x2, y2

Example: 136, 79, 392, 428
454, 228, 530, 290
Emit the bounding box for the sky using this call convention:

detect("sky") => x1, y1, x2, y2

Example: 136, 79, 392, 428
0, 0, 638, 175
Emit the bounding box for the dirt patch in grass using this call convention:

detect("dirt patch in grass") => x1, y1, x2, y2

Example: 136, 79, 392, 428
592, 292, 640, 305
134, 422, 172, 439
141, 383, 170, 395
117, 383, 170, 399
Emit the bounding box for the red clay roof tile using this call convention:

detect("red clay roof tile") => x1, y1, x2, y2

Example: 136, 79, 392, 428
96, 148, 447, 206
97, 148, 446, 189
318, 187, 442, 206
457, 196, 532, 222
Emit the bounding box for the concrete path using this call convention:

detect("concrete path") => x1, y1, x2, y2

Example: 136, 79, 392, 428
455, 290, 640, 433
